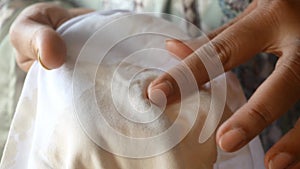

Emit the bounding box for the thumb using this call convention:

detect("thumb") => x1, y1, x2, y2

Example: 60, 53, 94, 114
10, 3, 92, 71
34, 26, 66, 70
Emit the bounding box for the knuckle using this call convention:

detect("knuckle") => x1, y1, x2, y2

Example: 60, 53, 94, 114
25, 2, 55, 12
246, 103, 273, 128
183, 55, 207, 83
284, 64, 300, 86
20, 3, 46, 17
276, 57, 300, 93
255, 1, 281, 32
210, 38, 236, 70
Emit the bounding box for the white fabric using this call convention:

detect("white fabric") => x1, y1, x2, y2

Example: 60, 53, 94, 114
0, 11, 264, 169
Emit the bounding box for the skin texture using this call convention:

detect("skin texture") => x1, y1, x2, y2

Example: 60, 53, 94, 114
10, 3, 93, 71
9, 1, 300, 169
148, 0, 300, 168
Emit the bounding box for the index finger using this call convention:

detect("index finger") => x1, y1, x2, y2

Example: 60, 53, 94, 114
147, 8, 275, 105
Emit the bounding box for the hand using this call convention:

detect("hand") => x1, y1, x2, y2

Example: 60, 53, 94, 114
10, 3, 93, 71
148, 0, 300, 168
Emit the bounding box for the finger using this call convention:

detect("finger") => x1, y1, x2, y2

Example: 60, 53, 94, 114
165, 39, 196, 60
10, 3, 92, 71
265, 118, 300, 169
10, 3, 69, 71
216, 51, 300, 153
15, 53, 35, 71
68, 8, 94, 17
165, 0, 258, 60
148, 6, 274, 104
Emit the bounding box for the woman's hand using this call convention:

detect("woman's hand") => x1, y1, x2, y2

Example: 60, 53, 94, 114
148, 0, 300, 168
10, 3, 93, 71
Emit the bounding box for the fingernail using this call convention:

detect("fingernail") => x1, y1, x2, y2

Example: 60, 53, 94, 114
37, 51, 50, 70
148, 81, 173, 106
148, 89, 167, 108
268, 153, 295, 169
218, 128, 247, 151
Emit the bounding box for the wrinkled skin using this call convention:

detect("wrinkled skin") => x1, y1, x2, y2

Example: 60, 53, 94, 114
148, 0, 300, 168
